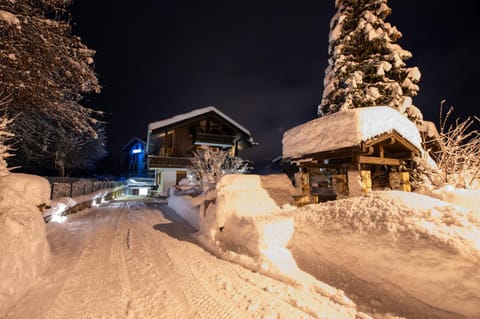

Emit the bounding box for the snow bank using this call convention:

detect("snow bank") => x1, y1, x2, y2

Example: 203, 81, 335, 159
283, 106, 422, 159
167, 195, 201, 229
43, 186, 125, 223
168, 174, 305, 277
0, 174, 51, 316
429, 186, 480, 211
199, 174, 319, 281
291, 191, 480, 318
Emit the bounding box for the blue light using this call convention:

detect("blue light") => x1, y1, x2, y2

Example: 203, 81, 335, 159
132, 149, 142, 154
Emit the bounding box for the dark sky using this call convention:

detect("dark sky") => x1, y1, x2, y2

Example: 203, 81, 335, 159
70, 0, 480, 170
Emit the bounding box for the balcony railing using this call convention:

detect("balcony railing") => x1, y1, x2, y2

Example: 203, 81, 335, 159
195, 133, 234, 146
148, 155, 193, 169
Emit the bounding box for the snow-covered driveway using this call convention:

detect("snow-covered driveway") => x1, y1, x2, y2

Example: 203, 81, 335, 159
5, 199, 357, 319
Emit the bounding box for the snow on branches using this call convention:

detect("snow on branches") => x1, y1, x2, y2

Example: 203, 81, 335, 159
413, 102, 480, 190
433, 104, 480, 189
320, 0, 423, 124
0, 0, 103, 174
190, 145, 251, 191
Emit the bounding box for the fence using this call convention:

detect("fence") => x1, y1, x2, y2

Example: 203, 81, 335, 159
47, 177, 124, 200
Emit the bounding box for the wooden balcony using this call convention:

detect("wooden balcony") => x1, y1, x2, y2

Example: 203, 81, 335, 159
194, 133, 235, 147
148, 155, 192, 169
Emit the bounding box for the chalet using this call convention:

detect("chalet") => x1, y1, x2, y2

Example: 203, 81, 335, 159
147, 106, 255, 193
122, 137, 149, 177
282, 106, 423, 203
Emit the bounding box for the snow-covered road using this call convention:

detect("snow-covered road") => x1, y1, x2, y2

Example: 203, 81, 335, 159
5, 199, 357, 319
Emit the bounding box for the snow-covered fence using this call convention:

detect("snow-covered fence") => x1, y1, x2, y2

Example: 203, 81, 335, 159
47, 177, 123, 200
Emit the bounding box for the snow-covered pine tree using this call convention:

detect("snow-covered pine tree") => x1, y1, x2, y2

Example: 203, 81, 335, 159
319, 0, 423, 123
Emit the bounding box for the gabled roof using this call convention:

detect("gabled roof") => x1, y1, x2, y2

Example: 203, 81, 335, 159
122, 137, 146, 151
283, 106, 423, 160
147, 106, 252, 138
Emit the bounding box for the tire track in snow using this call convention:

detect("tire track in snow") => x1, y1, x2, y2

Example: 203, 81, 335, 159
43, 208, 128, 319
109, 210, 135, 319
129, 206, 246, 319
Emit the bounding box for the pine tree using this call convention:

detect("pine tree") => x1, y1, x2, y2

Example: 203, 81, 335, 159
319, 0, 423, 123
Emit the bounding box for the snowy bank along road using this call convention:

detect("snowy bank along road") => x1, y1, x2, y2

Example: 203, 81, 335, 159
5, 199, 360, 319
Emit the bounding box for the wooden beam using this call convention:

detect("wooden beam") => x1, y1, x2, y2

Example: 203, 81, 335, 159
299, 162, 346, 169
356, 155, 402, 166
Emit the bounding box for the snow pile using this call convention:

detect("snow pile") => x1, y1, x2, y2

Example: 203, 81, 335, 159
0, 10, 20, 25
43, 187, 124, 223
168, 194, 202, 229
290, 191, 480, 318
0, 174, 51, 316
282, 106, 422, 159
169, 174, 309, 279
427, 186, 480, 211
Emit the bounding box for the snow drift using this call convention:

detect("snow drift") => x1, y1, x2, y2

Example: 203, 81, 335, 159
291, 191, 480, 318
0, 174, 51, 315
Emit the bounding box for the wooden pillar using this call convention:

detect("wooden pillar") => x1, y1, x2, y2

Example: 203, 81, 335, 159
389, 172, 411, 192
348, 170, 372, 196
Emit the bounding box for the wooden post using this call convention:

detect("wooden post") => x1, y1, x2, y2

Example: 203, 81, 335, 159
347, 170, 372, 196
389, 172, 411, 192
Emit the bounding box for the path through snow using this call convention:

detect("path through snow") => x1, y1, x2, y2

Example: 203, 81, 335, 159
6, 199, 359, 319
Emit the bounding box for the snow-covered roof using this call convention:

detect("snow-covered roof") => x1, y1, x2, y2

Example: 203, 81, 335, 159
282, 106, 423, 159
148, 106, 252, 137
122, 137, 146, 151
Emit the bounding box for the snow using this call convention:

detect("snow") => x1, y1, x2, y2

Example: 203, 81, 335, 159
283, 106, 423, 159
0, 174, 50, 315
426, 185, 480, 211
2, 170, 479, 318
291, 191, 480, 318
43, 186, 125, 222
147, 106, 253, 140
0, 10, 20, 25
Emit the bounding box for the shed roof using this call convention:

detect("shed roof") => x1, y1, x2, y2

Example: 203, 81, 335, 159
282, 106, 423, 160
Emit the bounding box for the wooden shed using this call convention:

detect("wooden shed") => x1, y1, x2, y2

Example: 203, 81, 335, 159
282, 107, 423, 201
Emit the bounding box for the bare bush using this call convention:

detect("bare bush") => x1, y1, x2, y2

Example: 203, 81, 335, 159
190, 145, 251, 191
417, 101, 480, 189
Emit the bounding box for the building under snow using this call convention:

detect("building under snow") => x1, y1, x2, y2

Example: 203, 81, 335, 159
282, 106, 423, 201
147, 106, 255, 194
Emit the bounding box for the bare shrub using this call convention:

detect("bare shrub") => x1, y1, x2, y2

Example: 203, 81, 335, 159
416, 101, 480, 189
190, 145, 251, 191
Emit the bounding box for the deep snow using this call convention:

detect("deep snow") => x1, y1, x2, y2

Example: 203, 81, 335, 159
0, 174, 51, 315
168, 174, 480, 319
1, 172, 479, 319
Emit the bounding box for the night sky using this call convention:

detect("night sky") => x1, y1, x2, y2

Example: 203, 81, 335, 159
70, 1, 480, 172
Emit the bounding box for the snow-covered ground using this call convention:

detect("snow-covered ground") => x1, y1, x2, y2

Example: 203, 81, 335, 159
4, 200, 364, 319
168, 174, 480, 319
1, 173, 479, 319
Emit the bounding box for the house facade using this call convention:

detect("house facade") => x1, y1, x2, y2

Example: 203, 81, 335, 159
122, 137, 148, 177
147, 106, 254, 194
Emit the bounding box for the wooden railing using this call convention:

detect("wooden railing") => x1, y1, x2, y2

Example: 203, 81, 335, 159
148, 155, 192, 168
195, 133, 234, 146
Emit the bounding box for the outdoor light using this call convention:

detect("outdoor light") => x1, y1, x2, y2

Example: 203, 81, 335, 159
132, 149, 142, 154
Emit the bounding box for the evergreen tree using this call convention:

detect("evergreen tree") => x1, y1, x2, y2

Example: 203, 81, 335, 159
319, 0, 423, 123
